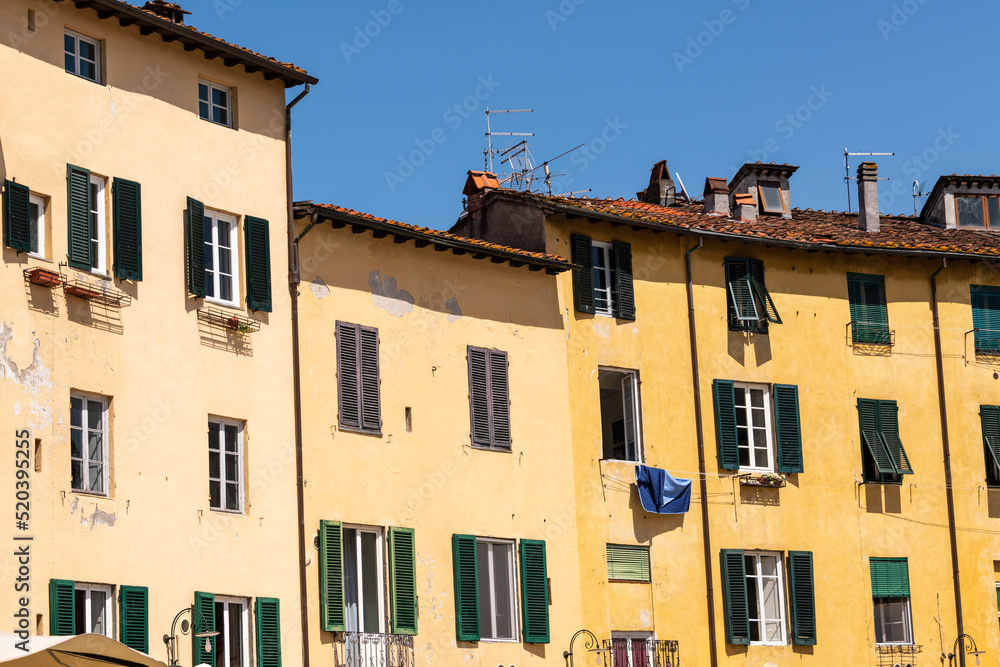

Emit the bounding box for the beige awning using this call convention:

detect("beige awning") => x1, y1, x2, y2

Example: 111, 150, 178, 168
0, 634, 168, 667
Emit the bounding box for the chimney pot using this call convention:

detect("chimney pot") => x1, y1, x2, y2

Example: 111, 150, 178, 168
733, 193, 757, 222
641, 160, 676, 207
703, 177, 730, 215
142, 1, 191, 24
857, 161, 880, 232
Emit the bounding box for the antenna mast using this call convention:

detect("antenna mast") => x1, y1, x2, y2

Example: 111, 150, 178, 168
485, 108, 533, 175
844, 149, 894, 213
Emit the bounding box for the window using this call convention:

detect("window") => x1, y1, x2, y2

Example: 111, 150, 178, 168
757, 181, 786, 214
208, 418, 243, 513
971, 285, 1000, 355
713, 380, 803, 474
203, 209, 239, 305
720, 550, 815, 646
724, 257, 781, 333
65, 30, 100, 83
847, 273, 890, 345
571, 234, 635, 320
49, 580, 148, 651
66, 166, 106, 273
70, 393, 108, 495
89, 175, 106, 273
606, 544, 651, 583
467, 346, 510, 449
29, 194, 45, 257
599, 368, 642, 462
734, 383, 773, 472
476, 540, 517, 641
185, 199, 269, 308
194, 593, 280, 667
956, 195, 1000, 229
75, 583, 113, 638
215, 597, 250, 667
744, 552, 786, 645
857, 399, 913, 483
610, 633, 653, 667
336, 322, 381, 434
343, 526, 385, 633
981, 406, 1000, 488
870, 558, 911, 645
3, 180, 41, 255
199, 80, 233, 127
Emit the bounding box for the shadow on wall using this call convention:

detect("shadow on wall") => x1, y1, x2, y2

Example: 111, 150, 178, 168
628, 484, 685, 542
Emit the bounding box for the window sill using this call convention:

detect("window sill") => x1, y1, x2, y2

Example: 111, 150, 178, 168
337, 425, 383, 437
205, 297, 242, 310
477, 637, 520, 644
209, 507, 245, 515
470, 444, 512, 453
71, 489, 110, 499
198, 116, 235, 130
67, 72, 102, 85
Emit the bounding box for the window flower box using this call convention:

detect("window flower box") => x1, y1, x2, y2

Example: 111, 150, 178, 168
26, 267, 63, 287
740, 473, 787, 488
65, 283, 101, 300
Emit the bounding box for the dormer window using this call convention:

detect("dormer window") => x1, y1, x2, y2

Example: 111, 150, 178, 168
956, 195, 1000, 229
757, 182, 786, 215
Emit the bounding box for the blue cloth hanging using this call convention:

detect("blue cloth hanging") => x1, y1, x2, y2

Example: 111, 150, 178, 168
635, 465, 692, 514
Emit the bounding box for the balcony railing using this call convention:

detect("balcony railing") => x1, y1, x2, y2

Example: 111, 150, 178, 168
851, 321, 894, 347
602, 638, 679, 667
875, 643, 922, 667
974, 328, 1000, 356
332, 632, 414, 667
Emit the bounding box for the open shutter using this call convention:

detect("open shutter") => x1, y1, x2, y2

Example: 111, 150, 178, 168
244, 216, 271, 312
49, 579, 75, 636
858, 398, 896, 475
750, 258, 781, 324
112, 178, 142, 280
719, 550, 750, 645
359, 326, 381, 432
488, 349, 511, 447
571, 234, 595, 314
193, 591, 216, 667
389, 527, 418, 635
67, 165, 92, 270
336, 323, 361, 430
519, 539, 550, 644
613, 240, 635, 321
870, 558, 909, 598
774, 384, 803, 473
728, 277, 759, 322
788, 551, 817, 646
713, 379, 739, 470
319, 520, 345, 632
119, 585, 149, 653
468, 347, 491, 446
255, 598, 281, 667
877, 400, 913, 475
3, 180, 31, 253
452, 534, 480, 642
980, 405, 1000, 485
186, 197, 206, 297
622, 376, 638, 461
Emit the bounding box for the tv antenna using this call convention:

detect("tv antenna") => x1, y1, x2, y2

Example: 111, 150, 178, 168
522, 143, 584, 194
844, 149, 893, 213
912, 180, 932, 216
485, 108, 533, 179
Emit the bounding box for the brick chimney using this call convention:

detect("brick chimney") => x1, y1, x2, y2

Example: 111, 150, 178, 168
639, 160, 676, 207
733, 193, 757, 222
703, 177, 729, 215
142, 1, 191, 24
857, 162, 880, 232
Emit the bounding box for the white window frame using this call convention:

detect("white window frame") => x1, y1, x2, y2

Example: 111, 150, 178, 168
214, 596, 250, 667
65, 29, 101, 83
476, 537, 518, 642
734, 382, 775, 473
591, 240, 615, 317
89, 175, 106, 274
70, 392, 109, 496
610, 632, 654, 667
29, 193, 46, 259
343, 525, 386, 634
599, 367, 644, 463
199, 80, 233, 128
75, 583, 114, 638
745, 551, 787, 646
203, 209, 240, 307
873, 597, 912, 646
208, 417, 244, 513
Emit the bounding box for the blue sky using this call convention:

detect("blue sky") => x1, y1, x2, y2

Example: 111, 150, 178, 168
197, 0, 995, 230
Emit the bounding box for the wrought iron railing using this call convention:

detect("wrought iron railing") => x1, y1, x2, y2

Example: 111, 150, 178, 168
875, 643, 921, 666
851, 321, 894, 347
602, 638, 679, 667
974, 328, 1000, 356
332, 632, 414, 667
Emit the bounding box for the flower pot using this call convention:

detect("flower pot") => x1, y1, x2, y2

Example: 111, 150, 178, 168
65, 284, 100, 300
27, 267, 62, 287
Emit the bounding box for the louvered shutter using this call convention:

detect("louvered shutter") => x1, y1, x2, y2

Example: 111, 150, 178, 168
336, 323, 361, 430
389, 527, 418, 635
468, 347, 491, 446
750, 258, 781, 324
847, 273, 888, 344
858, 398, 896, 475
774, 384, 803, 473
713, 379, 739, 470
606, 545, 651, 582
972, 286, 1000, 353
788, 551, 817, 646
49, 579, 75, 636
728, 278, 758, 322
67, 165, 92, 270
112, 178, 142, 280
980, 405, 1000, 485
187, 197, 206, 297
488, 349, 511, 447
452, 534, 480, 642
870, 558, 909, 598
571, 234, 595, 314
255, 598, 281, 667
719, 550, 750, 645
877, 400, 913, 475
319, 520, 345, 632
193, 591, 216, 667
613, 240, 635, 320
244, 216, 271, 312
519, 539, 549, 644
359, 326, 381, 432
3, 180, 31, 253
119, 585, 149, 653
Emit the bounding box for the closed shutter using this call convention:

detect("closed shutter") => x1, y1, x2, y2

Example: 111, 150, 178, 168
519, 539, 549, 644
713, 379, 740, 470
488, 349, 511, 447
389, 527, 418, 635
452, 534, 480, 642
119, 585, 149, 653
244, 216, 271, 312
719, 550, 750, 645
112, 178, 142, 280
319, 520, 345, 632
193, 591, 216, 667
613, 240, 635, 321
49, 579, 75, 636
980, 405, 1000, 486
468, 346, 491, 446
858, 398, 896, 475
336, 322, 361, 430
187, 197, 206, 297
774, 384, 803, 474
877, 400, 913, 475
870, 558, 909, 598
255, 598, 281, 667
972, 286, 1000, 353
359, 326, 381, 432
606, 544, 651, 582
3, 180, 31, 253
571, 234, 595, 314
67, 165, 92, 270
847, 273, 888, 343
787, 551, 817, 646
750, 258, 781, 324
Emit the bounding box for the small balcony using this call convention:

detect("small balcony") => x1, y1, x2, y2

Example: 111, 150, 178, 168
850, 321, 894, 347
332, 632, 414, 667
876, 643, 922, 666
602, 638, 679, 667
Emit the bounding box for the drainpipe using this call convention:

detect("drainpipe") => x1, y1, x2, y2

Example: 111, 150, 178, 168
686, 237, 718, 667
930, 258, 965, 666
285, 83, 311, 667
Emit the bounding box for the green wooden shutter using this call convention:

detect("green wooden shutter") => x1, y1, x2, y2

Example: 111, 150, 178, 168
3, 180, 31, 253
49, 579, 75, 636
519, 539, 549, 644
244, 216, 271, 312
606, 545, 651, 582
112, 178, 142, 280
452, 534, 480, 642
336, 322, 361, 430
613, 240, 635, 321
847, 273, 888, 344
788, 551, 817, 646
187, 197, 206, 297
719, 550, 750, 645
67, 165, 92, 270
713, 379, 739, 470
972, 286, 1000, 353
728, 277, 759, 322
193, 591, 216, 667
468, 347, 491, 446
858, 398, 896, 475
488, 349, 511, 447
571, 234, 595, 315
255, 598, 281, 667
319, 520, 345, 632
980, 405, 1000, 486
870, 558, 909, 598
724, 258, 749, 328
389, 527, 418, 635
877, 400, 913, 475
359, 326, 381, 432
750, 258, 781, 324
774, 384, 803, 473
119, 585, 149, 653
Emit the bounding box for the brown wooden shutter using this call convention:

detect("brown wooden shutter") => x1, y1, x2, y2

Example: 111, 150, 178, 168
488, 349, 510, 447
337, 322, 361, 430
359, 325, 381, 432
468, 346, 491, 446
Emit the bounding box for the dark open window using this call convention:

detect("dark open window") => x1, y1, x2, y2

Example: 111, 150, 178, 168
599, 368, 641, 461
